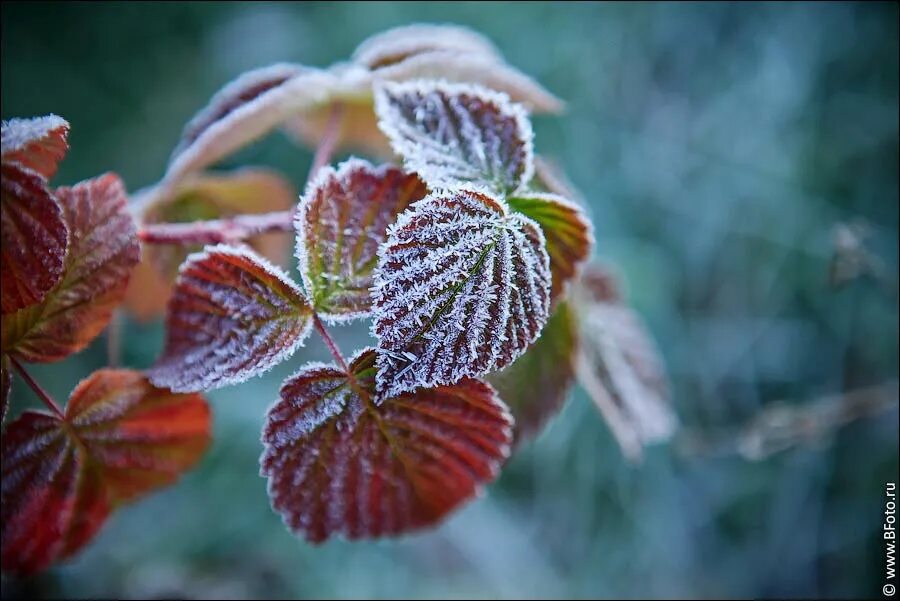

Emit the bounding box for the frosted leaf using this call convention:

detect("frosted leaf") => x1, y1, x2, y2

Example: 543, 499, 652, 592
372, 187, 551, 400
260, 348, 512, 543
149, 244, 313, 392
164, 64, 338, 186
573, 264, 678, 462
1, 115, 70, 180
507, 192, 594, 304
296, 159, 426, 322
0, 368, 209, 575
0, 163, 68, 314
487, 301, 577, 445
1, 174, 139, 362
353, 24, 502, 68
126, 167, 296, 321
0, 355, 9, 426
375, 80, 535, 195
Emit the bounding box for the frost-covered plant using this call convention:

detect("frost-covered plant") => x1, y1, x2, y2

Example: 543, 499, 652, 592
0, 24, 675, 575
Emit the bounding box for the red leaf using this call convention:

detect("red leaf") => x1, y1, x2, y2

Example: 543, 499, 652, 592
508, 193, 593, 304
487, 301, 577, 444
372, 187, 551, 399
0, 163, 68, 314
261, 349, 512, 542
1, 173, 140, 362
149, 244, 313, 392
1, 369, 209, 575
375, 80, 534, 195
1, 115, 70, 180
297, 159, 426, 321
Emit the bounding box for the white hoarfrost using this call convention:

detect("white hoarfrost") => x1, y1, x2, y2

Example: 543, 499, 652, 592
374, 80, 535, 195
372, 187, 551, 400
149, 244, 313, 393
1, 114, 68, 157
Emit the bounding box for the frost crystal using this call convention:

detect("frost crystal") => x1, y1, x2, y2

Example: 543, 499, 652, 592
1, 115, 69, 180
296, 159, 426, 322
149, 244, 313, 392
372, 187, 551, 400
374, 80, 535, 195
260, 348, 512, 543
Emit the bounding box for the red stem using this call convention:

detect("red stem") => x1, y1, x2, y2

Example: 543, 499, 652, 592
308, 102, 344, 180
9, 356, 65, 419
137, 103, 346, 247
313, 314, 349, 373
138, 210, 294, 245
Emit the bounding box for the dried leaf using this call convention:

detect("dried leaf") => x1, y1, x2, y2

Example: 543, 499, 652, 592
1, 369, 209, 575
352, 24, 502, 69
487, 302, 577, 444
0, 164, 68, 314
1, 115, 70, 180
508, 193, 593, 304
373, 187, 551, 400
574, 265, 677, 462
126, 168, 296, 320
165, 65, 338, 185
0, 355, 9, 425
261, 348, 512, 543
296, 159, 426, 322
1, 174, 140, 362
375, 80, 534, 195
149, 244, 313, 392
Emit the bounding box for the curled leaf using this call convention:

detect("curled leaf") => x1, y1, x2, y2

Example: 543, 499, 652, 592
508, 193, 593, 303
165, 65, 337, 186
375, 80, 534, 195
1, 173, 139, 362
261, 348, 512, 543
1, 115, 70, 180
126, 168, 296, 320
296, 159, 426, 322
373, 187, 551, 400
352, 24, 502, 69
0, 369, 209, 575
149, 244, 313, 392
574, 265, 677, 462
0, 163, 68, 314
487, 302, 577, 444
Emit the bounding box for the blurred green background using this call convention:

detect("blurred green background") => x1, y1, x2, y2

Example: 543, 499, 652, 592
2, 2, 898, 599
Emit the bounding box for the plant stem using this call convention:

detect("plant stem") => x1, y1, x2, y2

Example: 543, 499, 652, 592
308, 102, 344, 180
9, 356, 65, 419
313, 314, 349, 373
138, 103, 345, 247
138, 210, 294, 245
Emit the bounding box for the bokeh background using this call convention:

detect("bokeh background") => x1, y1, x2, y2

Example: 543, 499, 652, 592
2, 2, 898, 599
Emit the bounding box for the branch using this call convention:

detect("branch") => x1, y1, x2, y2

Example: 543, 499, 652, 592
138, 210, 294, 245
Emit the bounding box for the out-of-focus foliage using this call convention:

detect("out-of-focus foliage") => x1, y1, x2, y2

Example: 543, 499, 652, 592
1, 2, 896, 599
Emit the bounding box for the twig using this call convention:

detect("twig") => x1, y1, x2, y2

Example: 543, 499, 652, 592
9, 356, 65, 419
